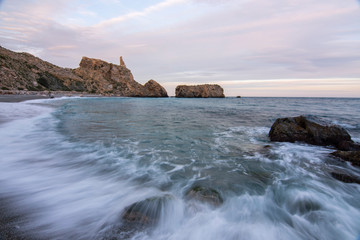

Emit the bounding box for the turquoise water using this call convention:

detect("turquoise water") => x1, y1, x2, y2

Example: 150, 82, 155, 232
0, 97, 359, 240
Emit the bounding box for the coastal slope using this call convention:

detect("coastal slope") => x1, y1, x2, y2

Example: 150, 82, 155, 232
0, 46, 167, 97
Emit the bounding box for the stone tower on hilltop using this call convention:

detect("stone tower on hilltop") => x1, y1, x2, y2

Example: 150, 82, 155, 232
120, 56, 126, 67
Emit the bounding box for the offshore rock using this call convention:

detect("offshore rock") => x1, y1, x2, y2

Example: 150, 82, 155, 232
0, 46, 168, 97
143, 79, 168, 97
186, 186, 223, 207
269, 116, 352, 148
175, 84, 225, 98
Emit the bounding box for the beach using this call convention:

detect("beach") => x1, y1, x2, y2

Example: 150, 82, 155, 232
0, 95, 49, 103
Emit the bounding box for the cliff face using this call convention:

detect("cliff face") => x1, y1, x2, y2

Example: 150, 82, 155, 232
175, 84, 225, 98
0, 46, 84, 92
0, 46, 168, 97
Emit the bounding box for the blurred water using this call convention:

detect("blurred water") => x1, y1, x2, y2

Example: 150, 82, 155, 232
0, 97, 359, 240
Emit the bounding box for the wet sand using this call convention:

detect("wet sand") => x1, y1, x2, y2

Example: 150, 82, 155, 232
0, 95, 47, 239
0, 197, 37, 240
0, 95, 49, 103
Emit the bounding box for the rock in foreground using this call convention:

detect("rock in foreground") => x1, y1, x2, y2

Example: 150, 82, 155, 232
186, 186, 223, 207
122, 194, 174, 226
269, 116, 353, 149
175, 84, 225, 98
331, 150, 360, 167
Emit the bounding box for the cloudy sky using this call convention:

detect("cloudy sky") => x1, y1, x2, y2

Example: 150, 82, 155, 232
0, 0, 359, 97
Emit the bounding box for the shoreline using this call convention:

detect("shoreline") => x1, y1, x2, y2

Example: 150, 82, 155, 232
0, 95, 50, 103
0, 90, 104, 103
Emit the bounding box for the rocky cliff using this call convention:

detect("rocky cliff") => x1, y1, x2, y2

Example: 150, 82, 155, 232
175, 84, 225, 98
0, 46, 168, 97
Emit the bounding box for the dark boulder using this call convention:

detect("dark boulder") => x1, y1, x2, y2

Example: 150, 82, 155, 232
337, 140, 360, 151
331, 150, 360, 167
269, 116, 352, 148
185, 186, 223, 207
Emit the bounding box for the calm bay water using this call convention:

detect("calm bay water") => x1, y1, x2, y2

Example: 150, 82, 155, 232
0, 97, 359, 240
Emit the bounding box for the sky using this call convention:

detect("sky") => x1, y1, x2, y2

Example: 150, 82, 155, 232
0, 0, 359, 97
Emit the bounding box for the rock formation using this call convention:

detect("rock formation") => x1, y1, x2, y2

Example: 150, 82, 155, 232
120, 56, 126, 67
185, 186, 223, 207
143, 79, 168, 97
269, 115, 360, 184
175, 84, 225, 98
122, 194, 174, 225
0, 46, 168, 97
331, 150, 360, 167
269, 116, 352, 149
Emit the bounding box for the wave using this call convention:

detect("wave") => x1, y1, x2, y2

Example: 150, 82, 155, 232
0, 98, 359, 240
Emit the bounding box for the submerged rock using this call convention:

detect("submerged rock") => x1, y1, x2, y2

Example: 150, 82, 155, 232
122, 194, 174, 225
331, 172, 360, 184
331, 150, 360, 167
175, 84, 225, 98
269, 116, 352, 149
185, 186, 223, 207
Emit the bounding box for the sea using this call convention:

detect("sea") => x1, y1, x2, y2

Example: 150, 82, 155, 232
0, 97, 359, 240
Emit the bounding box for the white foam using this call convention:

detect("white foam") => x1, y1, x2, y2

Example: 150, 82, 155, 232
1, 98, 359, 240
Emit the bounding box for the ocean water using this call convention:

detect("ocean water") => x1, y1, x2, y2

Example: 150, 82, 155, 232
0, 97, 359, 240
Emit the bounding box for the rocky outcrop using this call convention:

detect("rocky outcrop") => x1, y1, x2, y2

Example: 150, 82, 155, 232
175, 84, 225, 98
269, 116, 360, 184
269, 116, 353, 149
0, 46, 168, 97
185, 186, 223, 207
122, 194, 174, 225
143, 79, 168, 97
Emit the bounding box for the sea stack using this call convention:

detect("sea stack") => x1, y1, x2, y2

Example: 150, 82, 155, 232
175, 84, 225, 98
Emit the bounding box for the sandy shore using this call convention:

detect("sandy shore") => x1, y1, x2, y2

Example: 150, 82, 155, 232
0, 95, 50, 103
0, 90, 106, 103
